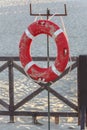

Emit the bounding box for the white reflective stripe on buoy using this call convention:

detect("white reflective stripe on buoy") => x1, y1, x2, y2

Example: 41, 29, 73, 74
25, 29, 34, 39
51, 64, 61, 76
24, 61, 35, 72
52, 29, 63, 39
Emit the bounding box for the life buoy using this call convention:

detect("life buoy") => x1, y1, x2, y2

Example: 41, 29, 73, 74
19, 20, 69, 83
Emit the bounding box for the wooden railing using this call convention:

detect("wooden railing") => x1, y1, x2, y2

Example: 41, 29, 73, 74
0, 56, 78, 123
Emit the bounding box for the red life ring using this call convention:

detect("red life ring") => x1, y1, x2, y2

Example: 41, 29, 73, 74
19, 20, 69, 83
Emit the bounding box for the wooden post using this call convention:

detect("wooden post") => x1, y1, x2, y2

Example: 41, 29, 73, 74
8, 60, 14, 123
78, 111, 81, 126
86, 112, 87, 126
78, 55, 87, 130
55, 116, 59, 124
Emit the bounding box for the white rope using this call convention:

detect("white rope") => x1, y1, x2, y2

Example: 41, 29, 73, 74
39, 13, 43, 20
51, 64, 61, 76
60, 16, 72, 73
60, 16, 69, 42
34, 13, 43, 22
48, 12, 56, 21
48, 13, 72, 73
34, 16, 38, 22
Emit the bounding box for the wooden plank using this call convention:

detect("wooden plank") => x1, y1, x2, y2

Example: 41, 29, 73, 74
0, 57, 19, 61
13, 62, 27, 76
70, 56, 78, 61
45, 86, 78, 111
0, 111, 78, 117
0, 99, 9, 109
14, 86, 45, 110
8, 60, 14, 122
0, 62, 8, 72
0, 111, 10, 115
53, 61, 78, 83
13, 111, 78, 117
0, 56, 78, 61
0, 56, 56, 61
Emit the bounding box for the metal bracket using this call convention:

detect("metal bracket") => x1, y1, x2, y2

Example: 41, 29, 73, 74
30, 3, 67, 17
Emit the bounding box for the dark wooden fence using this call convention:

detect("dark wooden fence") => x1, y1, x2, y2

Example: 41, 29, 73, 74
0, 56, 78, 124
